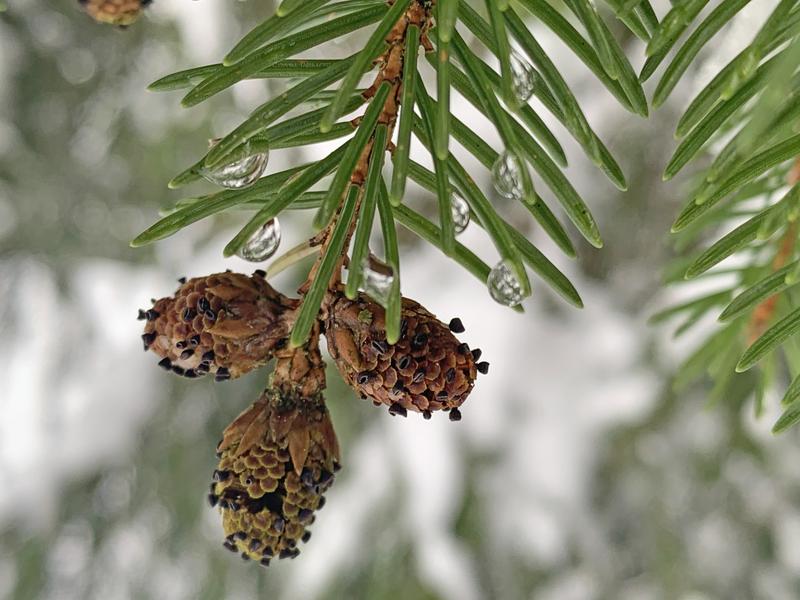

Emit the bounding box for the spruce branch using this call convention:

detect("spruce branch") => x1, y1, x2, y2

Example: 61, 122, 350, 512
747, 221, 799, 345
293, 0, 436, 346
134, 0, 638, 338
649, 0, 800, 431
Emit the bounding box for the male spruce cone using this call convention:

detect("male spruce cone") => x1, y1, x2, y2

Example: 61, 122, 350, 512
79, 0, 151, 25
140, 271, 296, 381
324, 292, 485, 420
210, 337, 339, 565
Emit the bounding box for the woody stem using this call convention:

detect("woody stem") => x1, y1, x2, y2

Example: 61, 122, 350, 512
747, 158, 800, 342
300, 0, 434, 295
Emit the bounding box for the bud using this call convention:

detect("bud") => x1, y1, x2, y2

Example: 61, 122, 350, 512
210, 333, 339, 564
141, 271, 296, 381
79, 0, 151, 25
324, 292, 480, 420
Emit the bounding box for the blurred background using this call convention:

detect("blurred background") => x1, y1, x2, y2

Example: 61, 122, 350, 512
2, 1, 800, 599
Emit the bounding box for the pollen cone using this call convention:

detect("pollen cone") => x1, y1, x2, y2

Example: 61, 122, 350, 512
323, 290, 482, 420
79, 0, 151, 25
210, 331, 339, 565
140, 271, 297, 381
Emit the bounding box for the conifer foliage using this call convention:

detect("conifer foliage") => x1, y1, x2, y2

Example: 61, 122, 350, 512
76, 0, 800, 564
648, 0, 800, 433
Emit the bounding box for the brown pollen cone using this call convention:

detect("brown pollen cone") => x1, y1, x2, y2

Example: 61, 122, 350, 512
323, 290, 482, 421
210, 330, 340, 565
140, 270, 297, 381
79, 0, 151, 25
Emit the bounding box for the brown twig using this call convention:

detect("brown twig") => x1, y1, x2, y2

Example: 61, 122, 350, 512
298, 0, 434, 299
271, 321, 327, 398
746, 158, 800, 343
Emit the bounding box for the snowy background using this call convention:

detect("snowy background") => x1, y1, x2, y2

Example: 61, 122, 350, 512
2, 1, 800, 599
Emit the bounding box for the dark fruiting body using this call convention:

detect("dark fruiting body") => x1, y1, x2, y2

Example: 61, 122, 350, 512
141, 271, 296, 380
324, 291, 478, 417
448, 318, 465, 333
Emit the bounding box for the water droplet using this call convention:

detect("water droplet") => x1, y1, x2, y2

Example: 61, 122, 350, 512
510, 51, 537, 103
200, 140, 269, 189
237, 218, 281, 262
487, 260, 528, 307
361, 256, 395, 306
492, 151, 525, 200
450, 191, 470, 234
